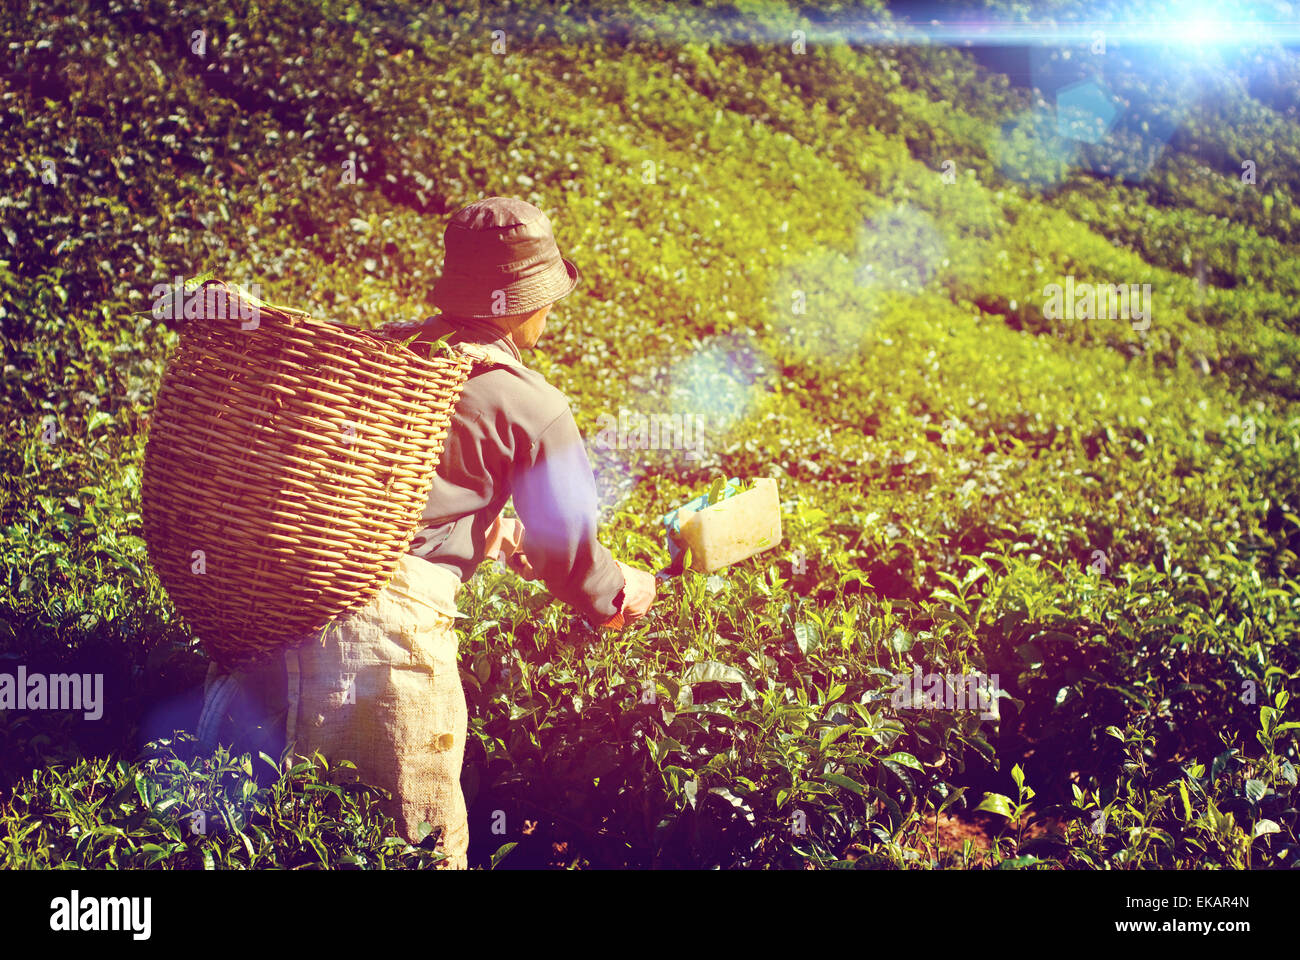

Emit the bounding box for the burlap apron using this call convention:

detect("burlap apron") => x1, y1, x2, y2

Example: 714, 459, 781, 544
198, 555, 469, 869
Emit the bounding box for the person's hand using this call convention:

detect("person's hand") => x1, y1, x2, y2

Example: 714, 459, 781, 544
483, 512, 517, 561
614, 560, 657, 622
505, 545, 537, 580
485, 514, 538, 580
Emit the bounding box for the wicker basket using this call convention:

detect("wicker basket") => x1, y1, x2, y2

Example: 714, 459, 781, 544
141, 281, 482, 668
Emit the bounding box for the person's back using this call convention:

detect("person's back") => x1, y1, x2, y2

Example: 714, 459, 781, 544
405, 312, 626, 626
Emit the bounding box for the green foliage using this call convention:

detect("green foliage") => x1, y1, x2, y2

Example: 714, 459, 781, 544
1, 0, 1297, 868
1, 738, 446, 868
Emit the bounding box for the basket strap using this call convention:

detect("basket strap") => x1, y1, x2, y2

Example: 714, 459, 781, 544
284, 647, 302, 753
450, 341, 522, 369
373, 318, 433, 341
373, 318, 525, 370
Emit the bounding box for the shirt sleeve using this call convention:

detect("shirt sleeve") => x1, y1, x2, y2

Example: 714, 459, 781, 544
511, 407, 625, 624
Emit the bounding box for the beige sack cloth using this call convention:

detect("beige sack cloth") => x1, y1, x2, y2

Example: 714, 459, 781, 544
287, 554, 469, 869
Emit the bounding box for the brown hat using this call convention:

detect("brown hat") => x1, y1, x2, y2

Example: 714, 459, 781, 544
432, 196, 581, 318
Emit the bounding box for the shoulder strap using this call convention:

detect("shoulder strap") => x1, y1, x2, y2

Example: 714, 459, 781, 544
449, 340, 525, 370
373, 317, 525, 371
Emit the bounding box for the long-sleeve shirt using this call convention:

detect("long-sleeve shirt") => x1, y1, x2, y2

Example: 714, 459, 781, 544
398, 315, 625, 625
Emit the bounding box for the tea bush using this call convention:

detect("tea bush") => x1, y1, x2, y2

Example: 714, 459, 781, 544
2, 0, 1297, 868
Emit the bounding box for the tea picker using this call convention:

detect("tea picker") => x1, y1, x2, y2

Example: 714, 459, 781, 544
150, 197, 659, 870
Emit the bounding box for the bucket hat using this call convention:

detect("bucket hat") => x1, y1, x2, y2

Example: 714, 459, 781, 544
432, 196, 581, 318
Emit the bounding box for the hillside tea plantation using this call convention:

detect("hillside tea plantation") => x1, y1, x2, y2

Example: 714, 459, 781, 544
1, 0, 1298, 870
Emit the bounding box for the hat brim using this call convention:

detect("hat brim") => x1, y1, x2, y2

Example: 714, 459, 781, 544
432, 257, 581, 319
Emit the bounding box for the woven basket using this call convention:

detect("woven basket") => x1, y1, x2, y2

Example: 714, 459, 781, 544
141, 281, 482, 668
